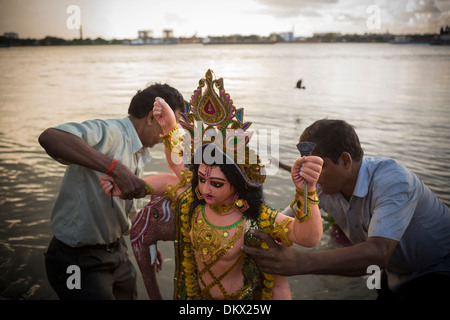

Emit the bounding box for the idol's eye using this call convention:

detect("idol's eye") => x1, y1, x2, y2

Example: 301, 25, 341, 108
199, 177, 206, 184
211, 181, 224, 188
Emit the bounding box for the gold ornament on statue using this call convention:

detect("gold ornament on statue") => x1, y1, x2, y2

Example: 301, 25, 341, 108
179, 69, 266, 187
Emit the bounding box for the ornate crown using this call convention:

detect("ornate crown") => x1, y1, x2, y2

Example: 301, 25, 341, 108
179, 69, 266, 187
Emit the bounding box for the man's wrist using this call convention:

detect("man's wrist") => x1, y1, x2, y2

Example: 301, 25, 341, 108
297, 251, 315, 275
105, 159, 118, 175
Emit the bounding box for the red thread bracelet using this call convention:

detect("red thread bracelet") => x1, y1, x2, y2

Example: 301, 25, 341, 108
105, 159, 118, 175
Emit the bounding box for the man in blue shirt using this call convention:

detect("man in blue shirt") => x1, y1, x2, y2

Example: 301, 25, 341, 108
39, 83, 184, 299
243, 119, 450, 299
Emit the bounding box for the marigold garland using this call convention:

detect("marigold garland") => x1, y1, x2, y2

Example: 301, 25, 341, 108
257, 204, 294, 300
178, 195, 293, 300
179, 194, 196, 299
259, 205, 275, 300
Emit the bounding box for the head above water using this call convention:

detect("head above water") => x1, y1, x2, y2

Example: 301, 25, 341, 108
300, 119, 364, 164
128, 83, 184, 118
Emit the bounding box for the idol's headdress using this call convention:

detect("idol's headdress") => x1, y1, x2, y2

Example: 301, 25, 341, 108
179, 69, 266, 187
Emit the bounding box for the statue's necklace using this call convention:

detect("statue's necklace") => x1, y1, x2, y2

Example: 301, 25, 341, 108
192, 205, 244, 263
210, 203, 233, 214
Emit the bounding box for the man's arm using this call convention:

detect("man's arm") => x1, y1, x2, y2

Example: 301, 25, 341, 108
153, 98, 185, 180
38, 128, 147, 200
242, 230, 397, 277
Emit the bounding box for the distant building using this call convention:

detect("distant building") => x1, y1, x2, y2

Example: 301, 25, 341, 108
129, 29, 178, 45
131, 30, 154, 45
138, 30, 153, 39
163, 29, 174, 40
3, 32, 18, 39
440, 25, 450, 41
279, 32, 293, 42
430, 25, 450, 45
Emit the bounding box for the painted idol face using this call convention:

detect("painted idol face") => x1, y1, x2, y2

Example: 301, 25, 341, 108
197, 164, 235, 207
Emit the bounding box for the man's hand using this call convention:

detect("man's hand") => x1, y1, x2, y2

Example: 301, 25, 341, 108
291, 156, 323, 192
39, 128, 148, 200
241, 229, 304, 276
153, 97, 177, 135
243, 230, 399, 278
109, 162, 147, 200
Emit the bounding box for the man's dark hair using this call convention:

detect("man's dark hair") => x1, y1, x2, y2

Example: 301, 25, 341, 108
128, 83, 184, 118
300, 119, 364, 164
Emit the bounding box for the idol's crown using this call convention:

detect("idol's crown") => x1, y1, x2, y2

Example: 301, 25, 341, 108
179, 69, 266, 187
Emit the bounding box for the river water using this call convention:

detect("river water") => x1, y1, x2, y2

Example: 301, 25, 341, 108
0, 43, 449, 300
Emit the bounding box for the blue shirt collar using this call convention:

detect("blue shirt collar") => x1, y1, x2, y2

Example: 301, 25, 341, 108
352, 158, 369, 198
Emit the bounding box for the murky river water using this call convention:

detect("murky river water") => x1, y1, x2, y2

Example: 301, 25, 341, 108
1, 43, 449, 299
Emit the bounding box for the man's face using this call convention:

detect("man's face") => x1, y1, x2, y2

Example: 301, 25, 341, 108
317, 156, 348, 195
143, 108, 182, 148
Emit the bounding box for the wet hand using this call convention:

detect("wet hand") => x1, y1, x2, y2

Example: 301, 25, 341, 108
291, 156, 323, 191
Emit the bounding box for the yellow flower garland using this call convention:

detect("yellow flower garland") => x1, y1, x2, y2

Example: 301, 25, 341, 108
178, 194, 291, 300
179, 194, 196, 299
258, 204, 294, 300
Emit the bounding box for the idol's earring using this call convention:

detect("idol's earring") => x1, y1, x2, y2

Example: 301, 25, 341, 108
232, 194, 249, 213
195, 186, 204, 199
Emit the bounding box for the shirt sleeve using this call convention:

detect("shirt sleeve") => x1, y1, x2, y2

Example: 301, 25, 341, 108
368, 163, 420, 241
49, 119, 122, 165
53, 119, 114, 149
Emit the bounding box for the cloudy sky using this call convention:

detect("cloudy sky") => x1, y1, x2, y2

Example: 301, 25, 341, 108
1, 0, 449, 39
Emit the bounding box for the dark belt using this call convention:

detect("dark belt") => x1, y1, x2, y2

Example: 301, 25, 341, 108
53, 236, 121, 254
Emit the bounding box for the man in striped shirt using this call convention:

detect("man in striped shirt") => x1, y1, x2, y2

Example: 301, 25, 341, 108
39, 83, 184, 299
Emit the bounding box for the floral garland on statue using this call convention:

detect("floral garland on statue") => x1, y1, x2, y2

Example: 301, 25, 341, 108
171, 170, 293, 300
258, 204, 293, 300
258, 205, 275, 300
179, 197, 293, 300
179, 196, 197, 299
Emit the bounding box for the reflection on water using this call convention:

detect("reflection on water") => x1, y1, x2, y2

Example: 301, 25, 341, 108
0, 43, 449, 299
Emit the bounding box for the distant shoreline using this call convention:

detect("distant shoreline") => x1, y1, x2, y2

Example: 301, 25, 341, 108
1, 32, 446, 47
0, 41, 444, 48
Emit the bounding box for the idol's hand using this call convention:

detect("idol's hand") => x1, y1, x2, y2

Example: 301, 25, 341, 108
291, 156, 323, 191
99, 175, 122, 197
153, 97, 177, 135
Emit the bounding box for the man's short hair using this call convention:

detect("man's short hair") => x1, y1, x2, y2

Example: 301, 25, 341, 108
128, 83, 184, 119
300, 119, 364, 164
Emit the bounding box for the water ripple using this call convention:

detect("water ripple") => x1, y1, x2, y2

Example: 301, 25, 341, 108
1, 44, 449, 300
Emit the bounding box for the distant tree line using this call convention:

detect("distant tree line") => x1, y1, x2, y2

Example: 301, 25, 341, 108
1, 27, 445, 47
0, 36, 126, 46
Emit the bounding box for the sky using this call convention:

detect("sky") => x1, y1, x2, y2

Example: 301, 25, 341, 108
0, 0, 449, 39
